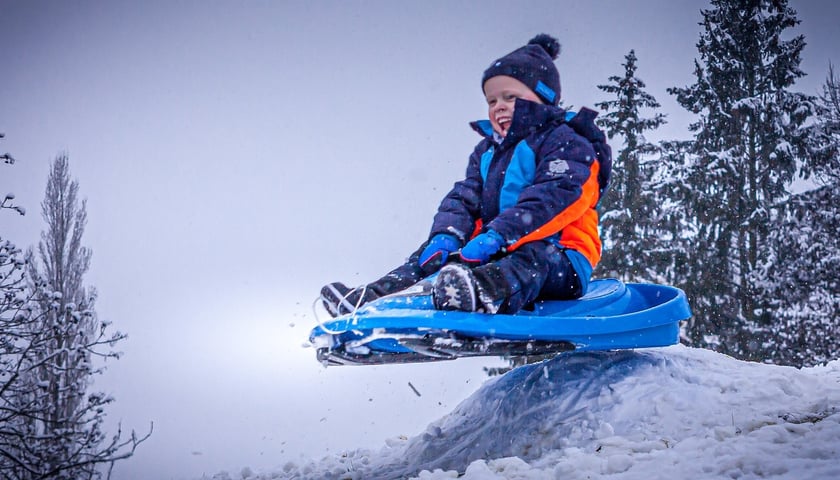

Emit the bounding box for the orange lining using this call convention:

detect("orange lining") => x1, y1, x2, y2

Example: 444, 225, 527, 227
508, 161, 601, 264
470, 219, 483, 240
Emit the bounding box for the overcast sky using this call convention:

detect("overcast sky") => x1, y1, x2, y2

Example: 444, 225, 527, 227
1, 1, 838, 479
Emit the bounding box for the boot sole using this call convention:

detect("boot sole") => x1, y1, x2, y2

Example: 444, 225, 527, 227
433, 265, 477, 311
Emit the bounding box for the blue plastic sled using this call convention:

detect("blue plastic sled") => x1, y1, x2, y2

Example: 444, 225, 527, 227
309, 278, 692, 366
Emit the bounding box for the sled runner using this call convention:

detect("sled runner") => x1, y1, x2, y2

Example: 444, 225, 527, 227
309, 278, 691, 366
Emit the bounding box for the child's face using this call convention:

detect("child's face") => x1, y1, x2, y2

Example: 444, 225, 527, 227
483, 75, 544, 137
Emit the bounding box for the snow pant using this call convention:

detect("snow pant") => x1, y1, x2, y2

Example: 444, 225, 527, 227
370, 239, 587, 314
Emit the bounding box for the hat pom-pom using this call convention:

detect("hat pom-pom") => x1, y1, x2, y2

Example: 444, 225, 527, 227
528, 34, 561, 60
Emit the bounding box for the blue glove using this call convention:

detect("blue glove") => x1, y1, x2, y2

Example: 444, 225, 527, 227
459, 230, 505, 265
419, 234, 461, 274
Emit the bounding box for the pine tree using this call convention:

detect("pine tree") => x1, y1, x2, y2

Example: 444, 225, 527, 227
758, 186, 840, 367
666, 0, 814, 359
594, 50, 668, 283
756, 65, 840, 367
806, 64, 840, 185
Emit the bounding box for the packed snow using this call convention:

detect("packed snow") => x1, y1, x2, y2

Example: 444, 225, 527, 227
204, 345, 840, 479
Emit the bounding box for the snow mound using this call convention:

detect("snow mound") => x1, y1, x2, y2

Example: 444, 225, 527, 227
214, 345, 840, 479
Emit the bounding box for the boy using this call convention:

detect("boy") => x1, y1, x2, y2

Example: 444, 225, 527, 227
321, 34, 611, 316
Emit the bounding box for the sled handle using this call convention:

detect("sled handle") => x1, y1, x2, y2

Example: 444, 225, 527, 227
312, 284, 369, 335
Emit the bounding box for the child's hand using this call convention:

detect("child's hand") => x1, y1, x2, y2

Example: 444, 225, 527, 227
459, 230, 505, 265
419, 234, 461, 274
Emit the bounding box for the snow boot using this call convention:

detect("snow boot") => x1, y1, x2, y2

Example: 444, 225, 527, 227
320, 282, 381, 318
432, 264, 507, 313
320, 268, 421, 318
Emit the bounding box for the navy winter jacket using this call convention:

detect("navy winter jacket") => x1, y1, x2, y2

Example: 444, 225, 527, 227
430, 98, 612, 268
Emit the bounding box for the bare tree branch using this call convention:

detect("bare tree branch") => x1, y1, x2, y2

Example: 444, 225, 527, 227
1, 154, 148, 479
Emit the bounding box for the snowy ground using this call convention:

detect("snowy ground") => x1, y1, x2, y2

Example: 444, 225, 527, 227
205, 345, 840, 480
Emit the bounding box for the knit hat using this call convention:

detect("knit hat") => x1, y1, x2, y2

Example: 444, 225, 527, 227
482, 34, 562, 105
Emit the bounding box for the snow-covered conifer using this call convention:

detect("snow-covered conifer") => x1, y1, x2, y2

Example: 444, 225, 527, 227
666, 0, 814, 360
756, 66, 840, 366
594, 50, 668, 283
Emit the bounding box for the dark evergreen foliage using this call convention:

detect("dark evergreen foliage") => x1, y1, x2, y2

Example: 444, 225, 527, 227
805, 64, 840, 186
756, 66, 840, 367
757, 185, 840, 367
594, 50, 668, 283
665, 0, 815, 360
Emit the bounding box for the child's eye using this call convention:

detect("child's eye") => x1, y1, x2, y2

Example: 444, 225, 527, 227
504, 94, 516, 101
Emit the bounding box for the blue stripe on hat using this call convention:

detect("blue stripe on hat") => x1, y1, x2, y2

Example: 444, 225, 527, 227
535, 81, 556, 104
